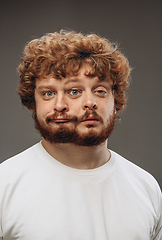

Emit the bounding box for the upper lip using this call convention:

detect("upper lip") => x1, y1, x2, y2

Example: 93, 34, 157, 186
82, 116, 99, 121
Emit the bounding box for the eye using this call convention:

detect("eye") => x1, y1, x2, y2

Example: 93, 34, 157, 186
44, 91, 54, 98
94, 87, 107, 97
67, 89, 82, 98
96, 90, 106, 94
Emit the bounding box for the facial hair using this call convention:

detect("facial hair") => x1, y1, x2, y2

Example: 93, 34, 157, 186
33, 110, 116, 147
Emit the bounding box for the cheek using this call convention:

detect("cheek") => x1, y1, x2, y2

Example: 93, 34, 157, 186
68, 100, 82, 113
100, 100, 115, 117
36, 101, 52, 119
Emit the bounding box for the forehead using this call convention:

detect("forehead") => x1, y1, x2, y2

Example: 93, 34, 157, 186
36, 66, 112, 87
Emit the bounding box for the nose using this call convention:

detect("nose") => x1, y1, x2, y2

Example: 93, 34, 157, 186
54, 94, 69, 112
83, 93, 97, 110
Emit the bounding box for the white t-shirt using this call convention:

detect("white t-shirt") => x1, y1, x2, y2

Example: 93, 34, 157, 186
0, 142, 161, 240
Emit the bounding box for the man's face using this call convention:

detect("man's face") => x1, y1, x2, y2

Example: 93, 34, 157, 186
34, 67, 116, 146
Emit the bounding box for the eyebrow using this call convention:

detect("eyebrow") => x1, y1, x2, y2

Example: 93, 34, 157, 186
64, 77, 107, 85
36, 85, 55, 91
64, 78, 80, 85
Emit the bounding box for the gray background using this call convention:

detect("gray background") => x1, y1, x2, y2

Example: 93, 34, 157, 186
0, 0, 162, 189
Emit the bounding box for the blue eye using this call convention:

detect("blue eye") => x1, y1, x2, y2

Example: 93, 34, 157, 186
94, 87, 107, 97
68, 89, 82, 97
97, 90, 105, 94
44, 91, 54, 97
70, 90, 79, 95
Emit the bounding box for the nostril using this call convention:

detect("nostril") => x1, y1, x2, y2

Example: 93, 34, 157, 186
54, 106, 68, 112
84, 102, 97, 110
92, 102, 97, 109
54, 103, 68, 112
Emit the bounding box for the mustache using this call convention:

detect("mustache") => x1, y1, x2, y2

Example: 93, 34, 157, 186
79, 110, 103, 123
46, 110, 103, 123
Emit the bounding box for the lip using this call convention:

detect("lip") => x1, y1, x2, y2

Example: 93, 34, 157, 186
52, 119, 70, 123
82, 116, 99, 125
82, 115, 99, 121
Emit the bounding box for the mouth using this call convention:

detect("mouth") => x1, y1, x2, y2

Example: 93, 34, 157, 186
52, 119, 70, 123
81, 116, 99, 125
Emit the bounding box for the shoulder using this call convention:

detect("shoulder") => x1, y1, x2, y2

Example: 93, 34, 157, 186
111, 150, 162, 204
111, 150, 158, 182
0, 142, 41, 178
111, 150, 162, 238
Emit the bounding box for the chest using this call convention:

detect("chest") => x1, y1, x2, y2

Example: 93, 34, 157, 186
2, 175, 156, 240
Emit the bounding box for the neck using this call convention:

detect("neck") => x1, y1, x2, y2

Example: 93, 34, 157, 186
41, 138, 110, 170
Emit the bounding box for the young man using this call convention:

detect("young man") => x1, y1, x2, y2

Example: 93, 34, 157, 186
0, 30, 161, 240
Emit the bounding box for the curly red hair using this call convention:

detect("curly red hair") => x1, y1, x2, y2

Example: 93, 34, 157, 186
18, 30, 131, 111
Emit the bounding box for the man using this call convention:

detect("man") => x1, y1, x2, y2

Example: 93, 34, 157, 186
0, 30, 161, 240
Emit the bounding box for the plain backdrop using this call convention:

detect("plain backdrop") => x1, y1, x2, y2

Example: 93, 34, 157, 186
0, 0, 162, 189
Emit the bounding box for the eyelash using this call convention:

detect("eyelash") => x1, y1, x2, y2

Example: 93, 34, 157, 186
96, 90, 106, 94
94, 89, 107, 97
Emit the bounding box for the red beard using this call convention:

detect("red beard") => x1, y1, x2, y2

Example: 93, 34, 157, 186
33, 110, 116, 147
